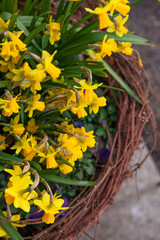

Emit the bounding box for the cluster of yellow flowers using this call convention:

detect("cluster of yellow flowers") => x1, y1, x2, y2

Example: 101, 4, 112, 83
0, 0, 135, 237
0, 5, 106, 233
86, 0, 133, 60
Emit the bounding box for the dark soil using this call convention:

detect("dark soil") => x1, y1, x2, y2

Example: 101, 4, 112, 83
129, 0, 160, 171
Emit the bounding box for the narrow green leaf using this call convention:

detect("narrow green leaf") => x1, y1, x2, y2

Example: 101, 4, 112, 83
101, 84, 124, 91
130, 0, 144, 7
17, 18, 42, 51
23, 0, 39, 15
0, 152, 22, 164
67, 13, 94, 35
30, 161, 42, 171
0, 210, 24, 240
8, 11, 18, 32
40, 174, 95, 186
39, 169, 59, 175
22, 0, 32, 15
41, 81, 67, 89
55, 0, 65, 21
102, 60, 142, 103
20, 103, 24, 125
23, 23, 46, 46
18, 16, 44, 27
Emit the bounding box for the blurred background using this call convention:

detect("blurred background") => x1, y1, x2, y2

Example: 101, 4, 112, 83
129, 0, 160, 171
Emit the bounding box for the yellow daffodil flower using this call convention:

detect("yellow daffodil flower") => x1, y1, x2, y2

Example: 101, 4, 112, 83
0, 59, 15, 72
22, 137, 37, 161
11, 132, 34, 154
97, 35, 118, 58
34, 192, 67, 224
0, 31, 27, 63
0, 94, 20, 117
25, 94, 45, 118
5, 165, 23, 177
0, 17, 10, 32
27, 118, 39, 133
75, 79, 102, 102
86, 50, 102, 61
5, 174, 37, 212
85, 5, 113, 29
107, 14, 129, 37
89, 92, 107, 114
106, 0, 130, 16
57, 133, 83, 173
38, 146, 58, 169
45, 16, 61, 45
69, 127, 96, 152
116, 42, 133, 55
3, 115, 25, 136
37, 50, 61, 80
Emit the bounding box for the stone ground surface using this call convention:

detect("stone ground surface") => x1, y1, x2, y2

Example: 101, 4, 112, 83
129, 0, 160, 170
77, 142, 160, 240
76, 1, 160, 239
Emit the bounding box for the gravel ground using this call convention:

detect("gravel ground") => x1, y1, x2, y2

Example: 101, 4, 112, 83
129, 0, 160, 170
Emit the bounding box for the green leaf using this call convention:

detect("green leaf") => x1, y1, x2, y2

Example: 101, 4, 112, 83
17, 16, 44, 27
22, 0, 39, 15
55, 0, 65, 21
98, 108, 108, 121
8, 11, 18, 32
102, 60, 142, 104
22, 0, 32, 15
101, 84, 124, 91
0, 152, 22, 164
42, 34, 49, 49
75, 169, 83, 180
17, 18, 42, 51
67, 13, 94, 35
130, 0, 144, 7
95, 128, 107, 137
19, 103, 24, 125
38, 169, 59, 175
30, 161, 42, 172
23, 23, 46, 46
0, 210, 24, 240
41, 81, 67, 89
84, 163, 94, 175
0, 80, 10, 88
40, 174, 95, 186
0, 0, 14, 13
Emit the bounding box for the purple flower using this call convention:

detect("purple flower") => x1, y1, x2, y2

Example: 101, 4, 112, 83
30, 206, 44, 219
99, 148, 110, 161
101, 120, 106, 125
74, 121, 83, 128
60, 198, 68, 217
